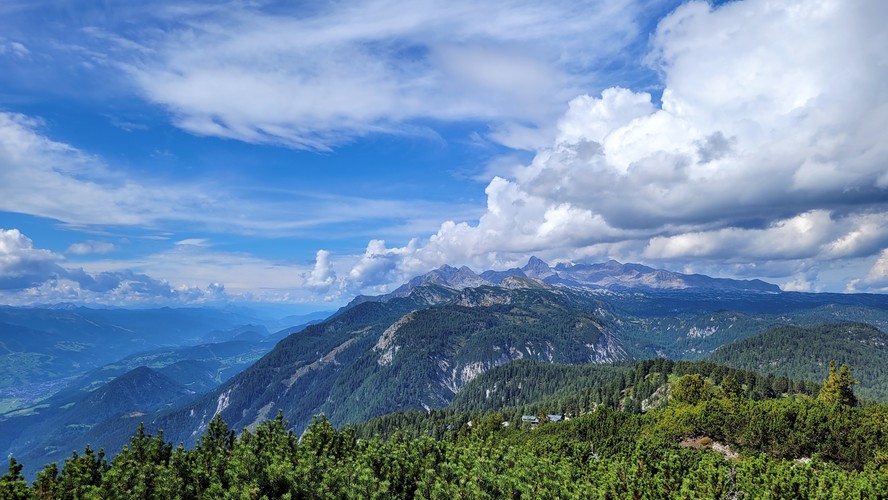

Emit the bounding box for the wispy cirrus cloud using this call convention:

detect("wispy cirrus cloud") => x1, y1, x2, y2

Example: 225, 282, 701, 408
0, 37, 29, 58
0, 112, 209, 227
115, 0, 659, 150
66, 240, 117, 255
0, 111, 479, 239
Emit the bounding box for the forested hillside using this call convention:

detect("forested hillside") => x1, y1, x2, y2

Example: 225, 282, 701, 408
709, 323, 888, 400
148, 284, 628, 447
449, 358, 817, 416
147, 282, 888, 451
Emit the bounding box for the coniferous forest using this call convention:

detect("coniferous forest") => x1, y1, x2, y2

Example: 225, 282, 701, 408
2, 361, 886, 499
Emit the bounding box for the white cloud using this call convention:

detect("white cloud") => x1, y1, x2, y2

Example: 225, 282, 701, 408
782, 275, 813, 293
556, 87, 655, 146
0, 227, 246, 305
349, 239, 419, 289
0, 228, 257, 306
66, 240, 117, 255
643, 211, 888, 262
0, 228, 64, 289
120, 0, 648, 150
175, 238, 210, 247
303, 249, 337, 290
333, 0, 888, 293
85, 245, 297, 296
0, 112, 207, 227
1, 274, 230, 307
848, 249, 888, 292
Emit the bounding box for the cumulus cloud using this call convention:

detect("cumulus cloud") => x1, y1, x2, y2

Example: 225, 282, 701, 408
121, 0, 648, 150
4, 275, 231, 306
332, 0, 888, 292
0, 228, 64, 289
526, 0, 888, 228
848, 249, 888, 292
349, 240, 420, 290
303, 249, 337, 290
0, 228, 161, 297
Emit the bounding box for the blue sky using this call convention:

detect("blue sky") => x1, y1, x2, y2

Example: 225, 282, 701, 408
1, 0, 887, 311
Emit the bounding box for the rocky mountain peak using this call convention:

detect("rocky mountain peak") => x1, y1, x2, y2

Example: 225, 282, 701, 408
522, 256, 554, 278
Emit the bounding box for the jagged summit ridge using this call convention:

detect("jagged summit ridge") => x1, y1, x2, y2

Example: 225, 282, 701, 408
552, 258, 778, 292
403, 264, 488, 291
354, 257, 780, 307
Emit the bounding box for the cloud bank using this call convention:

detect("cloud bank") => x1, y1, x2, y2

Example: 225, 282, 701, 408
325, 0, 888, 293
0, 228, 228, 305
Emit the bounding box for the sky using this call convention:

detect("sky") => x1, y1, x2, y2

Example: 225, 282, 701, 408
1, 0, 887, 311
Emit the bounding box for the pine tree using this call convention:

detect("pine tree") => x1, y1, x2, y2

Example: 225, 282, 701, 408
818, 361, 858, 406
0, 458, 30, 500
719, 374, 743, 400
671, 374, 712, 405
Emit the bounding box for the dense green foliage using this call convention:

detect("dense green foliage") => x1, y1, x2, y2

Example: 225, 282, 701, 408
709, 323, 888, 401
451, 358, 818, 417
7, 360, 886, 498
6, 393, 887, 498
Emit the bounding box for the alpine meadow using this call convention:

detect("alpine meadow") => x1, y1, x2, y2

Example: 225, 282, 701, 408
1, 0, 887, 498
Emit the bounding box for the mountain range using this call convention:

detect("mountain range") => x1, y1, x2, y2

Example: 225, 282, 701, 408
349, 257, 779, 307
4, 257, 887, 478
137, 259, 885, 449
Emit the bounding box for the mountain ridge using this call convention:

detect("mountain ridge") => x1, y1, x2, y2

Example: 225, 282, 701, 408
347, 257, 780, 309
143, 272, 887, 451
